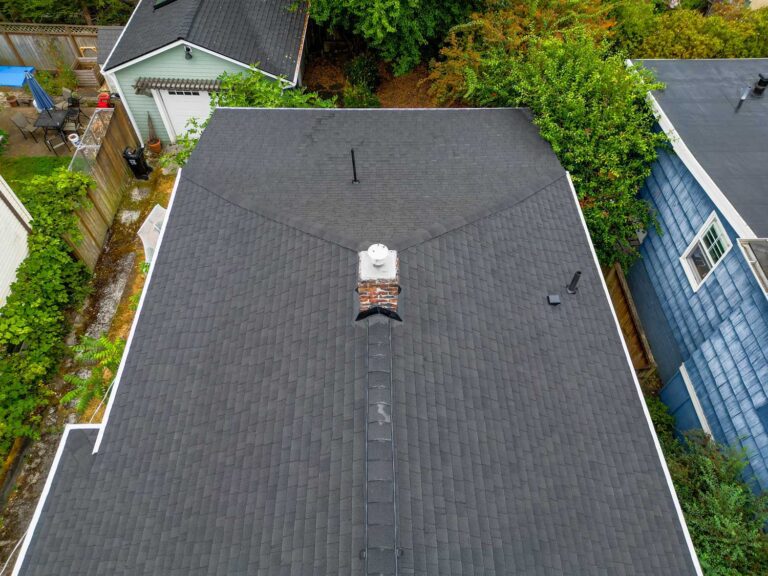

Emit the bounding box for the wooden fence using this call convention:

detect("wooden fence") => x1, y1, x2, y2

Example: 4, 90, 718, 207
0, 22, 103, 70
604, 263, 654, 373
68, 101, 139, 269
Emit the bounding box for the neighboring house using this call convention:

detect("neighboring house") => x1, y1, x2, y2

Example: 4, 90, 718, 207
627, 59, 768, 489
101, 0, 309, 144
0, 175, 31, 307
13, 109, 700, 575
96, 25, 123, 91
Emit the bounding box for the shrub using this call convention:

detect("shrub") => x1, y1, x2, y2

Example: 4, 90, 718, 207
638, 3, 768, 59
342, 83, 381, 108
344, 53, 380, 91
436, 29, 666, 268
162, 68, 335, 167
647, 395, 768, 575
0, 170, 92, 456
61, 335, 125, 413
429, 0, 615, 105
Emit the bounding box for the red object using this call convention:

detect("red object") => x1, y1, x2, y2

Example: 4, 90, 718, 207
96, 93, 112, 108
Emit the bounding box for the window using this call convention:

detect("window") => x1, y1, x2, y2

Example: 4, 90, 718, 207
166, 90, 200, 96
739, 239, 768, 293
681, 213, 732, 290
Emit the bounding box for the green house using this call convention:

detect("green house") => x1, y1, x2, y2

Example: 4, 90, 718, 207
102, 0, 308, 144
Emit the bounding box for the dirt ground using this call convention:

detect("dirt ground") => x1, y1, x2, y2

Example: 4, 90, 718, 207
0, 166, 176, 570
304, 55, 438, 108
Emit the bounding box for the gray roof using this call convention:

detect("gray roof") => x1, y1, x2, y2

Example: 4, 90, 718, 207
17, 109, 698, 575
103, 0, 307, 79
637, 58, 768, 237
97, 26, 123, 66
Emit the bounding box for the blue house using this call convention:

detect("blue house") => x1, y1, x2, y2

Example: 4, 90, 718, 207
627, 59, 768, 489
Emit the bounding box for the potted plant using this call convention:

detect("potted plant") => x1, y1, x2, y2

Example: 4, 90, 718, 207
6, 93, 18, 107
146, 113, 162, 154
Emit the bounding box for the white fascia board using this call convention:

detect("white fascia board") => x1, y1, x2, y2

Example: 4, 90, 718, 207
566, 172, 704, 576
92, 169, 182, 454
103, 39, 293, 87
101, 0, 145, 72
11, 424, 102, 576
108, 71, 143, 145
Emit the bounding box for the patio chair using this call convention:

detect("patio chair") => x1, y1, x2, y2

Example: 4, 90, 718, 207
10, 112, 39, 143
45, 132, 70, 156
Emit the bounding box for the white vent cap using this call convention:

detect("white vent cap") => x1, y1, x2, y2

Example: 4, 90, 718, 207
359, 243, 397, 281
367, 243, 389, 267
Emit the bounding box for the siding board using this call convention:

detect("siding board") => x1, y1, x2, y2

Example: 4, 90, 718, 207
631, 148, 768, 489
0, 176, 31, 306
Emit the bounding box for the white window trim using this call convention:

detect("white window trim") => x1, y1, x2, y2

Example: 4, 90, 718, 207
679, 212, 733, 292
738, 238, 768, 297
679, 363, 712, 436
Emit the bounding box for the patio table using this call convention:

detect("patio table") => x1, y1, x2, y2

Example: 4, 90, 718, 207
34, 109, 69, 141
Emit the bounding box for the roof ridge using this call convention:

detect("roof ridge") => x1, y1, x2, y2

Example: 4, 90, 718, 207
398, 173, 568, 252
180, 174, 360, 253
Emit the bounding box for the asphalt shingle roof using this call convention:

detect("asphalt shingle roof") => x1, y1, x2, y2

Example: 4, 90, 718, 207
103, 0, 307, 80
97, 26, 123, 66
16, 109, 698, 575
637, 58, 768, 237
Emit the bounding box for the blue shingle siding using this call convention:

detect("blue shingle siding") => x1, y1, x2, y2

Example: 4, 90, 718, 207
633, 148, 768, 488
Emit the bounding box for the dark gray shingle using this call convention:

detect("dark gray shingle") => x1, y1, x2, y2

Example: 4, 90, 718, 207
103, 0, 307, 80
637, 58, 768, 237
17, 109, 698, 575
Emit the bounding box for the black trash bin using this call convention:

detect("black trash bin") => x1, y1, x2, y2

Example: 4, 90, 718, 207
123, 146, 153, 180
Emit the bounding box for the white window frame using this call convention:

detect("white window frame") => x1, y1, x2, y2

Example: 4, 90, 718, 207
738, 238, 768, 296
680, 212, 732, 292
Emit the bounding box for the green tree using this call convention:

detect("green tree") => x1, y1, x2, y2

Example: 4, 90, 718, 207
310, 0, 480, 75
0, 0, 134, 25
163, 68, 335, 167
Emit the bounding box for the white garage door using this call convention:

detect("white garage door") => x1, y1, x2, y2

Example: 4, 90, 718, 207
160, 89, 211, 140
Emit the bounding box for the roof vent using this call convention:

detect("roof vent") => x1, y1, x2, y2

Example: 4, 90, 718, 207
357, 244, 400, 320
753, 73, 768, 97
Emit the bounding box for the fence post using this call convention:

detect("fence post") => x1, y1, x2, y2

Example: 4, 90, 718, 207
66, 26, 81, 59
2, 30, 24, 65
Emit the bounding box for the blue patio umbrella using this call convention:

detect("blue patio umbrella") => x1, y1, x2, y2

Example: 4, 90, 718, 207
24, 71, 55, 117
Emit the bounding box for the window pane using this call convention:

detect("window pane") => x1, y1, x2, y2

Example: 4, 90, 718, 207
687, 243, 711, 282
702, 222, 728, 265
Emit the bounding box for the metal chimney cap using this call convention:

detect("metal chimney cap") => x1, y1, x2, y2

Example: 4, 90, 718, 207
367, 244, 389, 267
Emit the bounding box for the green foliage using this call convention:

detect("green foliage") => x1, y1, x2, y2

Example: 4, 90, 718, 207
344, 53, 380, 91
647, 395, 768, 575
61, 335, 125, 412
0, 0, 134, 25
429, 0, 616, 105
608, 0, 658, 55
638, 4, 768, 59
342, 83, 381, 108
161, 68, 335, 167
0, 128, 8, 156
443, 29, 665, 268
0, 169, 92, 457
310, 0, 479, 75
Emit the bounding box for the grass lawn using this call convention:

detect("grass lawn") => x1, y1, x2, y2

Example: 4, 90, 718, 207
0, 156, 70, 189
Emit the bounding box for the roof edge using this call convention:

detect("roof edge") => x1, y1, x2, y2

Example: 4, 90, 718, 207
10, 424, 101, 576
629, 58, 757, 239
565, 171, 704, 576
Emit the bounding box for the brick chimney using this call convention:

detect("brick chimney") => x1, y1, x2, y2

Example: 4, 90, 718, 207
357, 244, 400, 320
